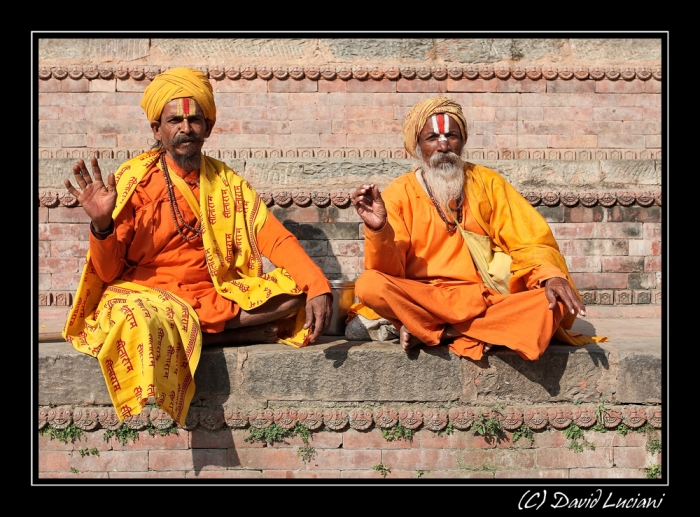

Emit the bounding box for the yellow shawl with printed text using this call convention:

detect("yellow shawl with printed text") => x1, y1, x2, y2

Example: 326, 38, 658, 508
63, 150, 309, 425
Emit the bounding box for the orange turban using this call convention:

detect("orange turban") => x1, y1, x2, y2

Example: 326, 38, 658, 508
140, 67, 216, 123
403, 96, 468, 158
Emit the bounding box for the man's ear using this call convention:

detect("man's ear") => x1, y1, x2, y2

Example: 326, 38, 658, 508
205, 119, 215, 138
150, 120, 162, 141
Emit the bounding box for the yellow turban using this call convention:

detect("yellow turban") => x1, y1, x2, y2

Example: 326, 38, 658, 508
403, 96, 468, 158
140, 67, 216, 123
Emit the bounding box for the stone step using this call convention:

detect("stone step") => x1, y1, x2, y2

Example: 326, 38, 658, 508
37, 311, 662, 411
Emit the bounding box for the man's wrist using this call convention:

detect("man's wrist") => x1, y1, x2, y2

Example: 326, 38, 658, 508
91, 220, 114, 237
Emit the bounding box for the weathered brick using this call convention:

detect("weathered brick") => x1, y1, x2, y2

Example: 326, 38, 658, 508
600, 256, 645, 273
569, 239, 628, 256
234, 447, 306, 470
496, 469, 569, 478
457, 448, 536, 470
61, 78, 90, 93
112, 471, 186, 479
569, 467, 646, 478
73, 450, 149, 472
595, 81, 646, 94
39, 257, 80, 274
267, 78, 318, 93
567, 256, 602, 273
495, 78, 544, 93
598, 134, 646, 148
546, 80, 596, 93
383, 448, 460, 471
628, 273, 658, 289
549, 222, 596, 239
90, 79, 116, 92
447, 78, 498, 93
341, 428, 413, 450
536, 447, 613, 468
644, 256, 661, 272
570, 273, 629, 289
608, 206, 661, 223
112, 429, 189, 451
547, 135, 598, 148
346, 79, 397, 93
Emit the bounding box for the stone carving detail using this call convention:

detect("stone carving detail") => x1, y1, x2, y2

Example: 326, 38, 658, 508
39, 187, 661, 211
249, 409, 274, 429
579, 192, 598, 207
259, 192, 274, 207
623, 407, 647, 429
548, 407, 573, 429
73, 407, 100, 431
320, 67, 336, 81
600, 409, 623, 429
273, 67, 289, 80
312, 191, 331, 207
292, 191, 312, 207
150, 408, 175, 430
398, 409, 423, 430
38, 404, 661, 434
323, 409, 348, 431
297, 409, 324, 430
558, 67, 574, 80
369, 67, 384, 80
605, 68, 621, 81
178, 407, 198, 430
384, 66, 401, 80
330, 191, 351, 208
273, 409, 298, 429
541, 191, 560, 206
572, 407, 597, 428
636, 67, 652, 81
617, 191, 636, 206
256, 67, 272, 81
304, 67, 320, 80
422, 409, 449, 431
98, 407, 122, 430
432, 67, 448, 80
375, 407, 399, 428
448, 407, 475, 430
523, 191, 541, 206
224, 408, 248, 428
598, 192, 617, 207
272, 191, 293, 207
38, 407, 50, 429
524, 408, 549, 430
124, 408, 150, 430
39, 65, 663, 82
636, 191, 655, 207
38, 292, 51, 306
348, 409, 374, 431
240, 67, 257, 80
647, 407, 662, 428
501, 408, 524, 431
46, 406, 72, 429
560, 191, 579, 207
225, 67, 241, 80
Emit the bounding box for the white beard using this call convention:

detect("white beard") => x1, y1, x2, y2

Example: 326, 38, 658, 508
414, 147, 466, 209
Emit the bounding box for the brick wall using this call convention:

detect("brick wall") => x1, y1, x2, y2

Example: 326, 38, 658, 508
36, 38, 664, 308
37, 404, 662, 480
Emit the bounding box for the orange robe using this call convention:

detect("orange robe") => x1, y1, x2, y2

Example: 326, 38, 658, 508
89, 154, 330, 334
356, 164, 579, 361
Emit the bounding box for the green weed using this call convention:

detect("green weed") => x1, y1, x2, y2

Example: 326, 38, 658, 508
381, 422, 414, 442
372, 463, 391, 478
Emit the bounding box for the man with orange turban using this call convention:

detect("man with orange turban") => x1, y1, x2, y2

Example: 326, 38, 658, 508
62, 67, 332, 426
351, 96, 599, 361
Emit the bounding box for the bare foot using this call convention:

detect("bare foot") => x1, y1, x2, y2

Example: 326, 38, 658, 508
399, 325, 423, 352
202, 323, 280, 346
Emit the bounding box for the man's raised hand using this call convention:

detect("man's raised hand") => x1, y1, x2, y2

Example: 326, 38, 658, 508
64, 157, 117, 233
351, 184, 387, 232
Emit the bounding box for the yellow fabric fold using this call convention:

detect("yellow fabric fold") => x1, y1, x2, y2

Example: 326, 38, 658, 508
64, 150, 309, 424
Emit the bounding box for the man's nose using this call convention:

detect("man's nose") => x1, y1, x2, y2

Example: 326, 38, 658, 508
180, 119, 192, 133
437, 138, 449, 152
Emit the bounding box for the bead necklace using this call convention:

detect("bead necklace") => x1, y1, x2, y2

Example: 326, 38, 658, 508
423, 177, 463, 234
160, 153, 203, 242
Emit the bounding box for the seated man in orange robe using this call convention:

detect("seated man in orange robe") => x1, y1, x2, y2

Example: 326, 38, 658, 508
62, 67, 332, 425
351, 96, 588, 361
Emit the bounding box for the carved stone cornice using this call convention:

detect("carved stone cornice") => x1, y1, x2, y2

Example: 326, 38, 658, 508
38, 188, 662, 209
38, 147, 663, 161
38, 404, 662, 432
38, 65, 662, 82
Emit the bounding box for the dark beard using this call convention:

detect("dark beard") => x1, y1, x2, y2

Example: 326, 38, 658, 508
172, 151, 202, 172
170, 134, 204, 171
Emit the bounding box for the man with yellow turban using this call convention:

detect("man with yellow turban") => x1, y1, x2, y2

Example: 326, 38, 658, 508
351, 96, 599, 361
62, 68, 332, 426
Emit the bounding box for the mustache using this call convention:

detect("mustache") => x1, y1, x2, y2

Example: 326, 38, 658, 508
429, 151, 461, 167
171, 134, 205, 145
